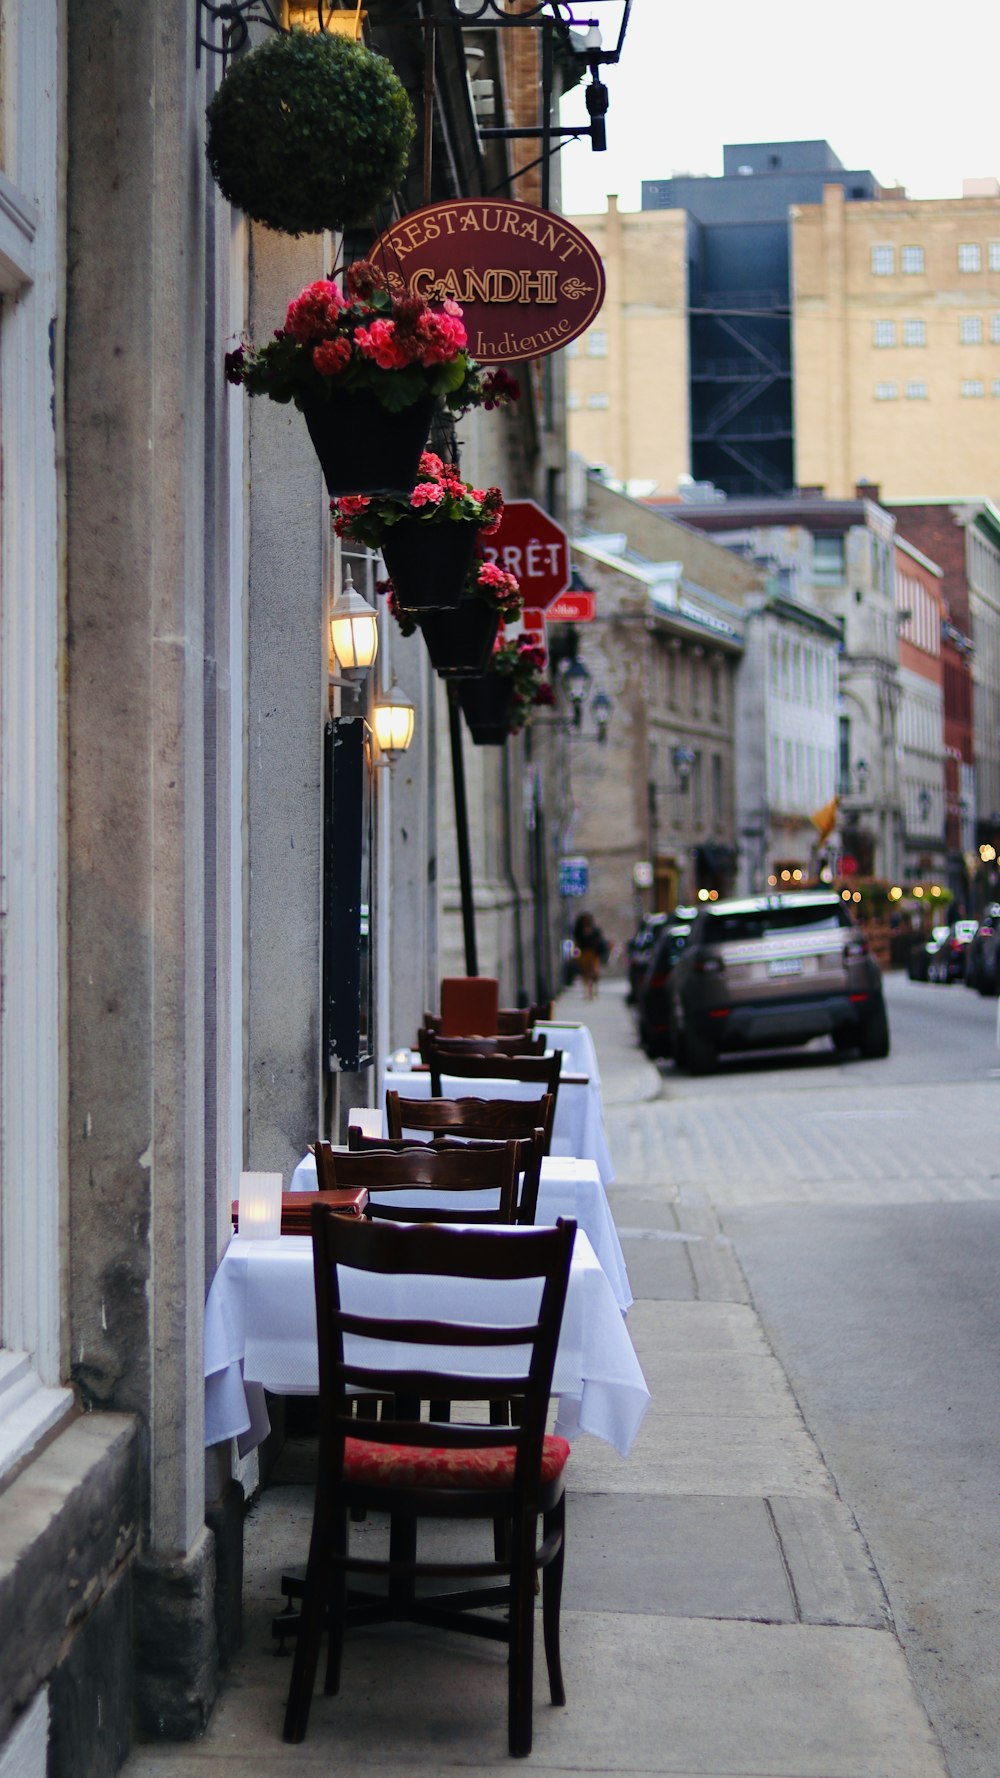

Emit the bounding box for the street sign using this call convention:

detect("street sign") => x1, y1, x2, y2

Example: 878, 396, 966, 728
544, 590, 595, 623
559, 855, 589, 898
480, 499, 569, 614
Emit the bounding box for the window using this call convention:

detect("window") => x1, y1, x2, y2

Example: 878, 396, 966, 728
566, 391, 580, 411
958, 242, 982, 272
711, 754, 723, 825
961, 379, 985, 397
991, 315, 1000, 343
873, 320, 896, 347
813, 535, 845, 581
585, 392, 609, 409
874, 381, 898, 400
903, 318, 926, 346
586, 330, 608, 357
960, 315, 983, 344
906, 380, 928, 400
901, 245, 925, 274
564, 340, 579, 358
990, 243, 1000, 272
871, 244, 895, 276
992, 380, 1000, 398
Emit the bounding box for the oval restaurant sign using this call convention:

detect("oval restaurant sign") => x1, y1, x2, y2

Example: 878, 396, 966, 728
370, 199, 605, 365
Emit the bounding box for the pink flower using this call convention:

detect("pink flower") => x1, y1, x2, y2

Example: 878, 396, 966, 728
354, 319, 412, 371
413, 308, 467, 365
284, 280, 346, 341
418, 451, 444, 479
337, 496, 371, 516
312, 336, 352, 376
409, 482, 446, 508
534, 680, 556, 707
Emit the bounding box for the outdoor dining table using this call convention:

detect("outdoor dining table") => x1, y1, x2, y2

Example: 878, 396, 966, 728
381, 1055, 616, 1185
289, 1148, 632, 1312
203, 1226, 649, 1459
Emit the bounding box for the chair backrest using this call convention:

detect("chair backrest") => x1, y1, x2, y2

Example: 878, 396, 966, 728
418, 1031, 546, 1065
315, 1138, 518, 1224
428, 1048, 563, 1108
347, 1128, 547, 1225
439, 975, 499, 1038
310, 1210, 577, 1483
385, 1090, 556, 1155
496, 1007, 532, 1036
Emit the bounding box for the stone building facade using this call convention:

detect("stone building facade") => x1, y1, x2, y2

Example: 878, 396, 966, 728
894, 538, 947, 884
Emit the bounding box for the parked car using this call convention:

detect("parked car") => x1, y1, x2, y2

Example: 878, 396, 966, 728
626, 913, 669, 1005
907, 924, 952, 981
636, 918, 695, 1057
924, 919, 979, 982
964, 904, 1000, 995
668, 890, 889, 1074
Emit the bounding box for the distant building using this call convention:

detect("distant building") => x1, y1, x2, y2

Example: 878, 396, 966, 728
894, 538, 947, 885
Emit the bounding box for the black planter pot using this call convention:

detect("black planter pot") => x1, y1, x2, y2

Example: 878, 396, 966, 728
299, 389, 435, 498
418, 600, 499, 677
380, 518, 481, 613
458, 675, 516, 745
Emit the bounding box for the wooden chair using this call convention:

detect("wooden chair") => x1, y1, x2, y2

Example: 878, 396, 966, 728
347, 1127, 547, 1227
283, 1212, 577, 1756
439, 975, 499, 1037
496, 1007, 532, 1036
417, 1030, 546, 1065
427, 1049, 563, 1116
386, 1089, 556, 1162
315, 1139, 518, 1225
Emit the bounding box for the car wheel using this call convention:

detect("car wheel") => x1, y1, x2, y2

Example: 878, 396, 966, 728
858, 995, 890, 1060
832, 1029, 855, 1054
683, 1025, 719, 1075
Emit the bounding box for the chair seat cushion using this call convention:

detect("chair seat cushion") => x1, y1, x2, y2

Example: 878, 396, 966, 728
343, 1433, 570, 1490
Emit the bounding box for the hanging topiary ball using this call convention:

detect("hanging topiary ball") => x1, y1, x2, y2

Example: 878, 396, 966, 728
206, 28, 416, 238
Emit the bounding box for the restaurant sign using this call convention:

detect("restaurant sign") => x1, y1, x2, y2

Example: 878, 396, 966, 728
370, 199, 605, 365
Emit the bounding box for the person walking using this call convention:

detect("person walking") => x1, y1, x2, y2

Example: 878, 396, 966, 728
573, 910, 608, 1000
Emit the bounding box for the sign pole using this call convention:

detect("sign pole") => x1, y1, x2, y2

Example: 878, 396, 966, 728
447, 684, 479, 977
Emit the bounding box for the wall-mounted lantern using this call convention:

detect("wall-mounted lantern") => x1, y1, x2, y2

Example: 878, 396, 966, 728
330, 565, 379, 684
372, 676, 416, 766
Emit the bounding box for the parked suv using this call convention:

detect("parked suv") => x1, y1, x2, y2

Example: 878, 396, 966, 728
636, 916, 695, 1057
669, 891, 889, 1074
964, 905, 1000, 996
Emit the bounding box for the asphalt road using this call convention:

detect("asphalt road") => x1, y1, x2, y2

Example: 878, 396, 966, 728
698, 975, 1000, 1778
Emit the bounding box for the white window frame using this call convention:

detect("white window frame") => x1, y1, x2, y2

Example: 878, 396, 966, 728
585, 391, 609, 409
0, 0, 72, 1479
585, 330, 608, 358
870, 244, 894, 276
901, 245, 924, 275
874, 381, 898, 400
959, 315, 983, 344
905, 381, 928, 400
990, 314, 1000, 344
961, 379, 985, 398
958, 242, 982, 273
991, 379, 1000, 398
989, 243, 1000, 272
902, 318, 926, 347
872, 320, 896, 348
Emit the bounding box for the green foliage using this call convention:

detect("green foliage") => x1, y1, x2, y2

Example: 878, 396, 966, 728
205, 28, 415, 237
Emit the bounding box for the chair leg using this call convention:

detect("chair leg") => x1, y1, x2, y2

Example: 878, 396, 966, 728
541, 1495, 566, 1706
323, 1508, 349, 1697
284, 1500, 337, 1743
507, 1517, 536, 1758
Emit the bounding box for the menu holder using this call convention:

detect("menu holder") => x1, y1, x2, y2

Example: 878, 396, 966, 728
232, 1189, 369, 1233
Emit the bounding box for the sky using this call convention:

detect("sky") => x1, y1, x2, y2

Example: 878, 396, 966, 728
557, 1, 1000, 217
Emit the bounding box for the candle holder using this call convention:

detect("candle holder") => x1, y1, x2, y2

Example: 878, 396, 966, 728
237, 1171, 283, 1239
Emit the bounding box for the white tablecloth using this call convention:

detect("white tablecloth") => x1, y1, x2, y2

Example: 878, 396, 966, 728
204, 1229, 648, 1458
533, 1021, 602, 1087
381, 1063, 615, 1186
289, 1151, 631, 1312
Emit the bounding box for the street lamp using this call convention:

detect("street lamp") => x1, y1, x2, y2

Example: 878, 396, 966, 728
372, 676, 415, 766
591, 687, 612, 745
330, 564, 379, 684
560, 655, 592, 728
854, 758, 870, 794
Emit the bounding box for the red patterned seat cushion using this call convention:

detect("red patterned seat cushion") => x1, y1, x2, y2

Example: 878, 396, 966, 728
342, 1433, 570, 1490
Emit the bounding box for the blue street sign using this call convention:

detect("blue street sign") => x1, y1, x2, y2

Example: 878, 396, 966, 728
559, 855, 589, 898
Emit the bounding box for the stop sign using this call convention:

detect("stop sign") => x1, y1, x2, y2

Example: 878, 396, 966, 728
480, 500, 569, 613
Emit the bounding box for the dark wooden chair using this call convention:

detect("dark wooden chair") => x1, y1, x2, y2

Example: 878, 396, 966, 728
315, 1139, 518, 1225
283, 1212, 577, 1756
385, 1089, 556, 1162
418, 1030, 546, 1065
496, 1007, 532, 1036
427, 1049, 563, 1115
347, 1127, 547, 1227
439, 974, 499, 1037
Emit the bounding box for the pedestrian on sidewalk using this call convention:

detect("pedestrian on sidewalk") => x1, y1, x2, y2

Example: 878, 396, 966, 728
573, 910, 609, 1000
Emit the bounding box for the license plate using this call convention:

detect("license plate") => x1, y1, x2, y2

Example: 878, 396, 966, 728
767, 957, 803, 977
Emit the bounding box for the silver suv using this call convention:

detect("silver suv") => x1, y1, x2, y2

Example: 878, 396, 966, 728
669, 890, 889, 1073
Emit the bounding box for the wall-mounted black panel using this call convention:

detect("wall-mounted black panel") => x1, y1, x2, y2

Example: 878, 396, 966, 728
323, 716, 374, 1074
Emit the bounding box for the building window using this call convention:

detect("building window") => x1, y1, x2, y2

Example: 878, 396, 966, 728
961, 379, 985, 397
566, 391, 581, 411
871, 244, 895, 276
960, 315, 983, 344
990, 243, 1000, 272
585, 392, 609, 409
958, 242, 982, 272
873, 320, 896, 347
838, 715, 851, 795
586, 330, 608, 357
813, 535, 845, 580
874, 381, 898, 400
901, 245, 925, 274
991, 315, 1000, 343
905, 380, 928, 400
992, 379, 1000, 397
711, 754, 723, 826
710, 660, 721, 718
902, 318, 926, 346
564, 339, 579, 358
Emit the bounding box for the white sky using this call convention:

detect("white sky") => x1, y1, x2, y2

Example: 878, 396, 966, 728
557, 1, 1000, 216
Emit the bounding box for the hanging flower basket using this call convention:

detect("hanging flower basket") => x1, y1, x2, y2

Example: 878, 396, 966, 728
458, 676, 517, 745
379, 519, 482, 612
333, 453, 509, 610
226, 265, 518, 499
205, 29, 415, 238
419, 601, 500, 677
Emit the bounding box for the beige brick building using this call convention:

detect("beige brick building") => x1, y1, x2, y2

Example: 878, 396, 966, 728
793, 183, 1000, 501
565, 197, 690, 493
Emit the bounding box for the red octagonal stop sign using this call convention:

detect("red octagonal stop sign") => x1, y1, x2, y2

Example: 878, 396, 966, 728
480, 500, 569, 613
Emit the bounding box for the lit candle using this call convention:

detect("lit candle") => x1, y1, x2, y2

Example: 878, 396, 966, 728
237, 1171, 282, 1239
348, 1106, 383, 1139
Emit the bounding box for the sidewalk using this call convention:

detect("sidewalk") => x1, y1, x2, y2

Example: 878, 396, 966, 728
125, 980, 950, 1778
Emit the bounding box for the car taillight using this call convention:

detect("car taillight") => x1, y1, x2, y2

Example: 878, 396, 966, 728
843, 937, 868, 960
950, 939, 963, 952
692, 954, 725, 975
